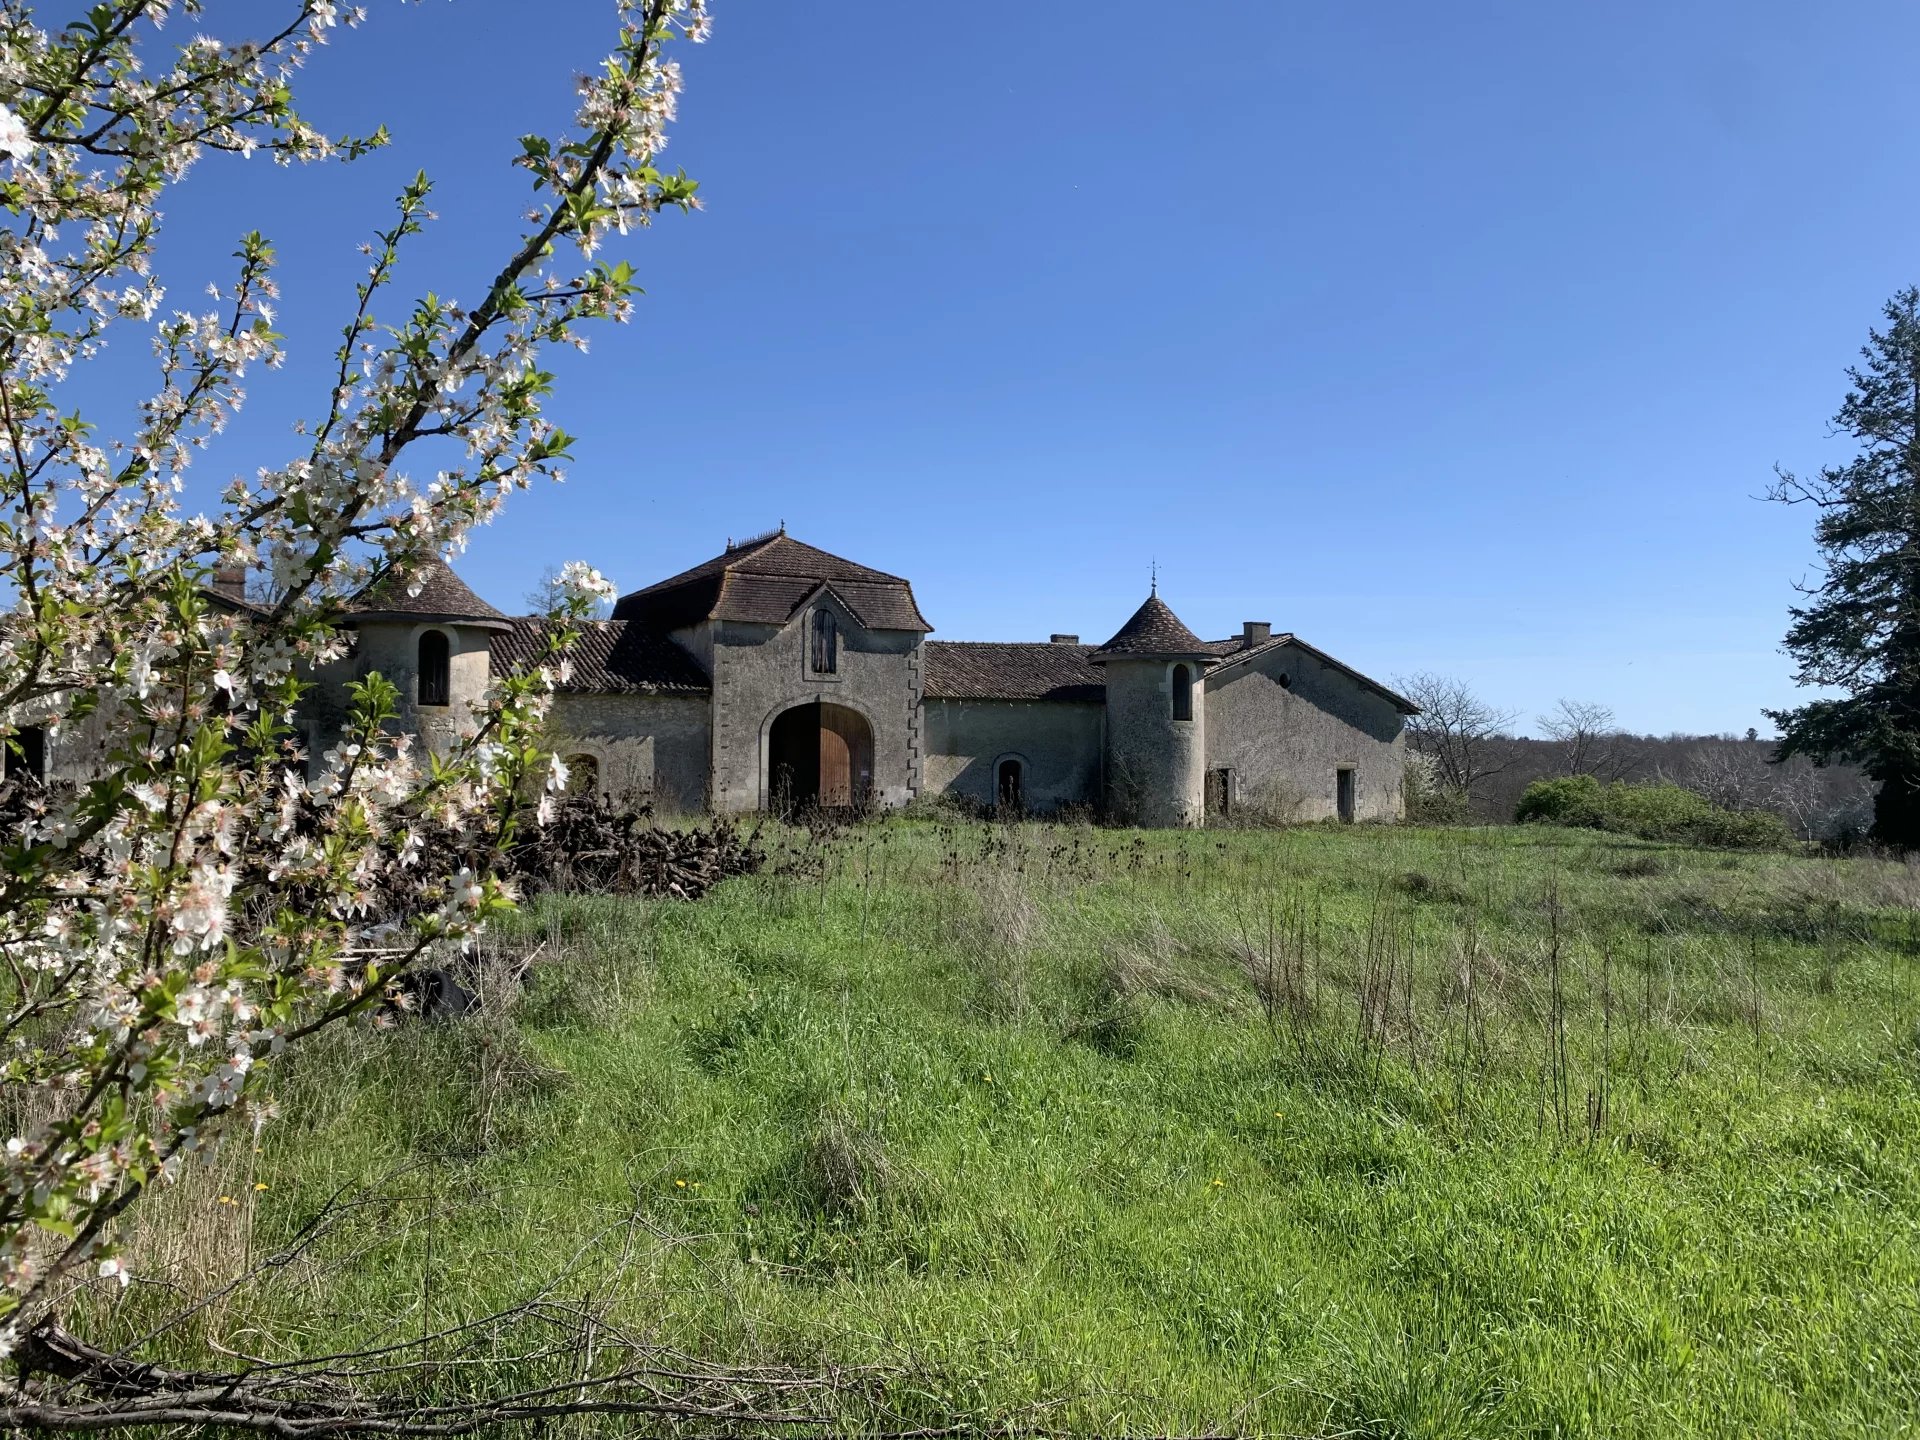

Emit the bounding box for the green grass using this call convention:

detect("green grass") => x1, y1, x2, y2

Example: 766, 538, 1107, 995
97, 821, 1920, 1436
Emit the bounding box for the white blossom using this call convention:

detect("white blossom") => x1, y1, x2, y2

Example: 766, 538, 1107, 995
0, 103, 30, 162
0, 0, 712, 1331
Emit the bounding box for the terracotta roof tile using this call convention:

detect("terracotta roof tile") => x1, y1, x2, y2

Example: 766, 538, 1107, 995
614, 534, 931, 633
348, 559, 510, 627
1204, 632, 1419, 714
492, 619, 710, 694
1091, 594, 1214, 660
923, 641, 1105, 702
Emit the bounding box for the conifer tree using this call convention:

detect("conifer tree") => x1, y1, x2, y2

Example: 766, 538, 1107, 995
1770, 287, 1920, 847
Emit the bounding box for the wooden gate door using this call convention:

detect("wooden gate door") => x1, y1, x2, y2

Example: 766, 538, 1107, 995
818, 704, 872, 809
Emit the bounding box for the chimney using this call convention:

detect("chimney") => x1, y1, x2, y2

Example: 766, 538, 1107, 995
211, 563, 248, 602
1242, 620, 1272, 647
1050, 633, 1080, 645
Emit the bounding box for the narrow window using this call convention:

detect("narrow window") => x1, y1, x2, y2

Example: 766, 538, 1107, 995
418, 630, 451, 707
810, 609, 838, 674
996, 758, 1023, 814
1336, 767, 1356, 824
1171, 664, 1192, 721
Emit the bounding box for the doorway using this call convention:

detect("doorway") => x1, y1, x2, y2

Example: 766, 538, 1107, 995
768, 701, 873, 814
996, 757, 1023, 815
1206, 767, 1231, 819
1336, 767, 1356, 824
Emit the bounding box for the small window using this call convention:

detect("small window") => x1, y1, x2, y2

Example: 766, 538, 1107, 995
996, 758, 1023, 814
1171, 664, 1192, 721
1278, 672, 1292, 690
417, 630, 451, 707
810, 609, 838, 675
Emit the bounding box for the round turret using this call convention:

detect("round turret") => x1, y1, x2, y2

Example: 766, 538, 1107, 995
1090, 592, 1217, 826
339, 560, 512, 758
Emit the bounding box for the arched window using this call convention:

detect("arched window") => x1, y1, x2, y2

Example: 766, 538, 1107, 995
996, 757, 1023, 814
564, 754, 599, 798
1171, 664, 1192, 721
417, 630, 451, 707
810, 609, 838, 675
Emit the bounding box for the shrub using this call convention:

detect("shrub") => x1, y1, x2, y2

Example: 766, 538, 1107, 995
1402, 752, 1475, 825
1516, 776, 1791, 849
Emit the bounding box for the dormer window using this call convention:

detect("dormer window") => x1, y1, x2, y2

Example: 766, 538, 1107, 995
418, 630, 451, 707
1171, 663, 1193, 721
810, 609, 838, 675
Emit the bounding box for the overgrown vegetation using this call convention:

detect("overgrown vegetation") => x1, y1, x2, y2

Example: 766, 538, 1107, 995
1515, 775, 1793, 849
78, 821, 1920, 1437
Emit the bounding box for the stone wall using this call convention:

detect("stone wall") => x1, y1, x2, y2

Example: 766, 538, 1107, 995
304, 621, 496, 760
547, 692, 711, 813
923, 699, 1103, 812
1204, 644, 1406, 822
1103, 659, 1207, 826
705, 594, 923, 813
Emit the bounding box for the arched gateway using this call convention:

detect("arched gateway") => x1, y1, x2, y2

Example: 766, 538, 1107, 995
768, 701, 873, 814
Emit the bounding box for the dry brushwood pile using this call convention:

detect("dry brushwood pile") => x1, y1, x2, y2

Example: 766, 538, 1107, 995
503, 796, 766, 900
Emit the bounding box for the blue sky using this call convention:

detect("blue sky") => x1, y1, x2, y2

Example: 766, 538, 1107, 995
120, 1, 1920, 736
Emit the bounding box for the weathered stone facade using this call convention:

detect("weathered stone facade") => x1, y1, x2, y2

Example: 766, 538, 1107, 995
12, 534, 1410, 828
1203, 638, 1409, 822
923, 698, 1104, 814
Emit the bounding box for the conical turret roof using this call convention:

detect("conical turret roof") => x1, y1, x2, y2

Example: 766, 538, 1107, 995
346, 558, 511, 630
1091, 593, 1217, 662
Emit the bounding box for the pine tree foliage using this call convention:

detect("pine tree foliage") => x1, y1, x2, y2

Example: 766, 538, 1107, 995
1769, 286, 1920, 847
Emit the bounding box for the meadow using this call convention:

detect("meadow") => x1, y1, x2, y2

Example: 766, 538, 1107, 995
92, 820, 1920, 1437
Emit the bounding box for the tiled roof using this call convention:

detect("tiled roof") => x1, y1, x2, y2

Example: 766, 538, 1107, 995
715, 575, 930, 632
1205, 633, 1419, 715
923, 641, 1105, 702
1201, 632, 1291, 661
1091, 594, 1215, 660
492, 619, 710, 694
613, 534, 932, 633
347, 559, 510, 628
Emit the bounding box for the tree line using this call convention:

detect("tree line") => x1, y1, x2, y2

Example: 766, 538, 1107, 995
1393, 675, 1873, 841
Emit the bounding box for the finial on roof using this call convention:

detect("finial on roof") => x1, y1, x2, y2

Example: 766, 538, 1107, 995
1150, 558, 1158, 598
779, 518, 787, 535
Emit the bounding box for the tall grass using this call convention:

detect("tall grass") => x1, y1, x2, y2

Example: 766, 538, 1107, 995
78, 820, 1920, 1437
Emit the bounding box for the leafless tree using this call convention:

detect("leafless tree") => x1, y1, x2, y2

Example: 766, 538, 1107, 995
1394, 673, 1520, 804
1537, 699, 1640, 781
1662, 739, 1875, 841
526, 565, 614, 619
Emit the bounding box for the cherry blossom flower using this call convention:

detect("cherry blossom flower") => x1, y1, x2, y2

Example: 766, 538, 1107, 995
0, 0, 712, 1343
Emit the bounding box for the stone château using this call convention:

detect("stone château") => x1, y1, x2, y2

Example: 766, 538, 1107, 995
313, 529, 1414, 825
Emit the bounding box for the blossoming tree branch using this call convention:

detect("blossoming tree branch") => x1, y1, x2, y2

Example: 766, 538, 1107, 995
0, 0, 706, 1358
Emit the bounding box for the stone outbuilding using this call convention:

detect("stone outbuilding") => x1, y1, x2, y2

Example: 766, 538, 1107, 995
262, 530, 1415, 826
